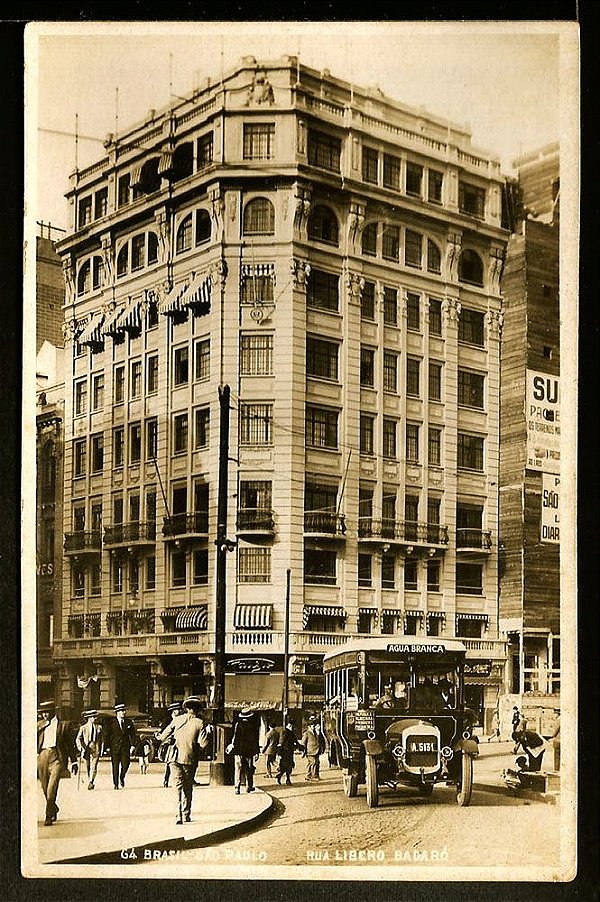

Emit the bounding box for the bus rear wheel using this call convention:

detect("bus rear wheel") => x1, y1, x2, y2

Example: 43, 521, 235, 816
456, 753, 473, 807
366, 755, 379, 808
343, 772, 358, 798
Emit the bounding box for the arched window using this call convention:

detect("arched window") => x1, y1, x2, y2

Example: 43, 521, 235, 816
116, 245, 129, 278
139, 158, 161, 195
307, 205, 339, 245
427, 239, 442, 274
458, 249, 484, 286
77, 260, 91, 296
195, 209, 211, 244
148, 232, 159, 265
176, 214, 193, 254
243, 197, 275, 235
172, 143, 193, 182
361, 222, 378, 256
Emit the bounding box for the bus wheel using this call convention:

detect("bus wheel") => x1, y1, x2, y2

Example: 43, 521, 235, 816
343, 772, 358, 798
456, 754, 473, 807
366, 755, 379, 808
418, 783, 434, 796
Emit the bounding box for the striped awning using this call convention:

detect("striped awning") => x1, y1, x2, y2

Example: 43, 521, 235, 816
233, 604, 273, 629
79, 311, 105, 345
179, 273, 211, 312
119, 297, 142, 332
130, 164, 143, 187
358, 607, 378, 615
427, 611, 446, 620
102, 305, 125, 336
241, 262, 276, 280
174, 606, 208, 631
159, 281, 189, 316
158, 150, 173, 175
456, 613, 489, 623
404, 609, 424, 619
302, 605, 347, 628
382, 608, 403, 617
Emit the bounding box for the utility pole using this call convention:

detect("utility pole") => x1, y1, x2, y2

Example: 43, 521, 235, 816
283, 568, 291, 722
210, 383, 231, 784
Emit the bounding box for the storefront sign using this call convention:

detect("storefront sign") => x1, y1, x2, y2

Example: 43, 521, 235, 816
464, 661, 492, 676
225, 657, 276, 674
526, 370, 560, 473
541, 473, 560, 544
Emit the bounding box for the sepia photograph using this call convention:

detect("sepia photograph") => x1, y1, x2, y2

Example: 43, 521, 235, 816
22, 18, 579, 884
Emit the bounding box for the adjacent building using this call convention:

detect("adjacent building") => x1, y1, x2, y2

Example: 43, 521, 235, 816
52, 56, 508, 728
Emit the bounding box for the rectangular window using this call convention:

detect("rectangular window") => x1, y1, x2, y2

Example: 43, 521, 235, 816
457, 433, 484, 471
429, 362, 442, 401
381, 551, 395, 589
74, 379, 87, 417
131, 234, 145, 270
360, 347, 375, 387
306, 336, 338, 381
146, 555, 156, 590
361, 222, 377, 256
73, 439, 86, 477
129, 560, 140, 594
306, 406, 338, 450
458, 308, 485, 346
406, 162, 423, 196
78, 196, 92, 227
405, 229, 423, 267
382, 225, 400, 262
243, 123, 275, 160
146, 355, 159, 394
191, 338, 210, 381
240, 334, 273, 376
195, 407, 210, 448
112, 560, 123, 593
174, 346, 189, 386
307, 130, 341, 172
406, 423, 420, 462
429, 298, 442, 335
362, 146, 378, 184
428, 427, 442, 467
173, 413, 189, 454
405, 495, 419, 541
94, 187, 108, 219
118, 174, 131, 208
358, 553, 372, 587
307, 269, 339, 312
304, 549, 336, 585
240, 274, 274, 306
197, 132, 213, 168
192, 548, 209, 586
383, 287, 397, 325
238, 547, 271, 583
172, 550, 187, 588
114, 365, 125, 404
456, 563, 483, 596
113, 427, 124, 468
130, 360, 142, 398
113, 496, 124, 524
146, 419, 158, 461
383, 352, 397, 393
383, 153, 401, 190
91, 433, 104, 472
360, 414, 374, 455
407, 292, 420, 330
361, 281, 375, 321
428, 169, 443, 203
90, 564, 102, 596
382, 491, 396, 537
404, 560, 418, 590
406, 357, 420, 397
129, 423, 142, 464
91, 374, 104, 411
240, 403, 272, 445
458, 181, 485, 218
458, 369, 485, 409
383, 418, 397, 459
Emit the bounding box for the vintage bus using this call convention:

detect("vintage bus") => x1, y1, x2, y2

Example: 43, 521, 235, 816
322, 637, 479, 807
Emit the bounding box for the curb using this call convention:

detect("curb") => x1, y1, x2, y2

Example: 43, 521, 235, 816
51, 792, 276, 865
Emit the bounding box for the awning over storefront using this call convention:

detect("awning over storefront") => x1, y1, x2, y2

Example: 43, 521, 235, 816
159, 281, 189, 316
381, 608, 403, 619
302, 605, 347, 628
241, 262, 276, 280
119, 297, 143, 332
178, 273, 211, 313
79, 311, 104, 346
174, 606, 208, 631
358, 607, 378, 615
456, 613, 489, 625
404, 609, 424, 619
102, 305, 125, 337
225, 673, 284, 710
233, 604, 273, 629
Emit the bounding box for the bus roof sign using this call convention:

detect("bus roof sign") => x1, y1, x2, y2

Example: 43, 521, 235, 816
387, 643, 445, 653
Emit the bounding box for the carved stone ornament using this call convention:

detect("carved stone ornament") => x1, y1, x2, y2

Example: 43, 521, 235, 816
445, 231, 462, 281
488, 247, 505, 294
245, 71, 275, 106
290, 258, 311, 289
485, 309, 503, 335
209, 187, 225, 239
61, 317, 79, 343
347, 272, 365, 302
154, 210, 171, 265
210, 258, 228, 289
347, 202, 366, 252
100, 233, 114, 286
62, 258, 75, 304
441, 297, 461, 322
293, 185, 311, 236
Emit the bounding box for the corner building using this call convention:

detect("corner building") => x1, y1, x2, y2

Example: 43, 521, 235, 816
54, 57, 508, 727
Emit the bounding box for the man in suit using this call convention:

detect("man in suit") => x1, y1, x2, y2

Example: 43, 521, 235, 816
37, 700, 78, 826
156, 696, 212, 824
226, 708, 260, 794
75, 708, 104, 790
106, 703, 137, 790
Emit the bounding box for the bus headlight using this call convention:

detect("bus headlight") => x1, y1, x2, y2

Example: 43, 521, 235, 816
392, 743, 404, 760
441, 746, 453, 760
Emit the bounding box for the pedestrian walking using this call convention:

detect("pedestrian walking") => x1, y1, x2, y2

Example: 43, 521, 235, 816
226, 708, 260, 794
511, 706, 522, 752
275, 720, 302, 785
261, 721, 280, 777
105, 703, 137, 790
300, 716, 326, 781
136, 737, 152, 774
37, 700, 78, 826
487, 709, 500, 742
156, 696, 212, 824
157, 701, 184, 787
75, 708, 103, 789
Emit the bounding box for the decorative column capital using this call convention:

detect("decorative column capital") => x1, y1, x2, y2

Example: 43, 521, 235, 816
210, 258, 228, 290
290, 258, 311, 289
442, 297, 461, 322
346, 271, 365, 302
61, 317, 79, 344
485, 309, 503, 335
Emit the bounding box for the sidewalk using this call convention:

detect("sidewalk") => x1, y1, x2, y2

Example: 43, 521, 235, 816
473, 739, 560, 802
37, 760, 273, 865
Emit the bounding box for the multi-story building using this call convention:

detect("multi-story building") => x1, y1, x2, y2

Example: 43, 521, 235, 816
53, 56, 508, 729
498, 143, 560, 734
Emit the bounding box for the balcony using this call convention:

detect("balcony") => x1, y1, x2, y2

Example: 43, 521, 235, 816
456, 528, 492, 552
104, 522, 156, 547
162, 512, 209, 540
304, 511, 346, 539
358, 519, 449, 548
236, 508, 275, 537
64, 531, 102, 555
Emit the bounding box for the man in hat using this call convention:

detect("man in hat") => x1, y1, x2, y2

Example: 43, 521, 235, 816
226, 708, 260, 794
300, 716, 326, 781
105, 703, 137, 790
37, 700, 78, 826
156, 701, 184, 788
75, 709, 104, 790
155, 696, 213, 824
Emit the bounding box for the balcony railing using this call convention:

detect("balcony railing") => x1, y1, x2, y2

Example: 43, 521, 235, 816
104, 522, 156, 546
304, 511, 346, 537
236, 508, 275, 534
64, 530, 102, 553
456, 528, 492, 551
358, 518, 449, 545
162, 512, 209, 538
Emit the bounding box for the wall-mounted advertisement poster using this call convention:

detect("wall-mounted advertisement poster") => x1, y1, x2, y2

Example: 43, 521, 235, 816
526, 370, 560, 473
